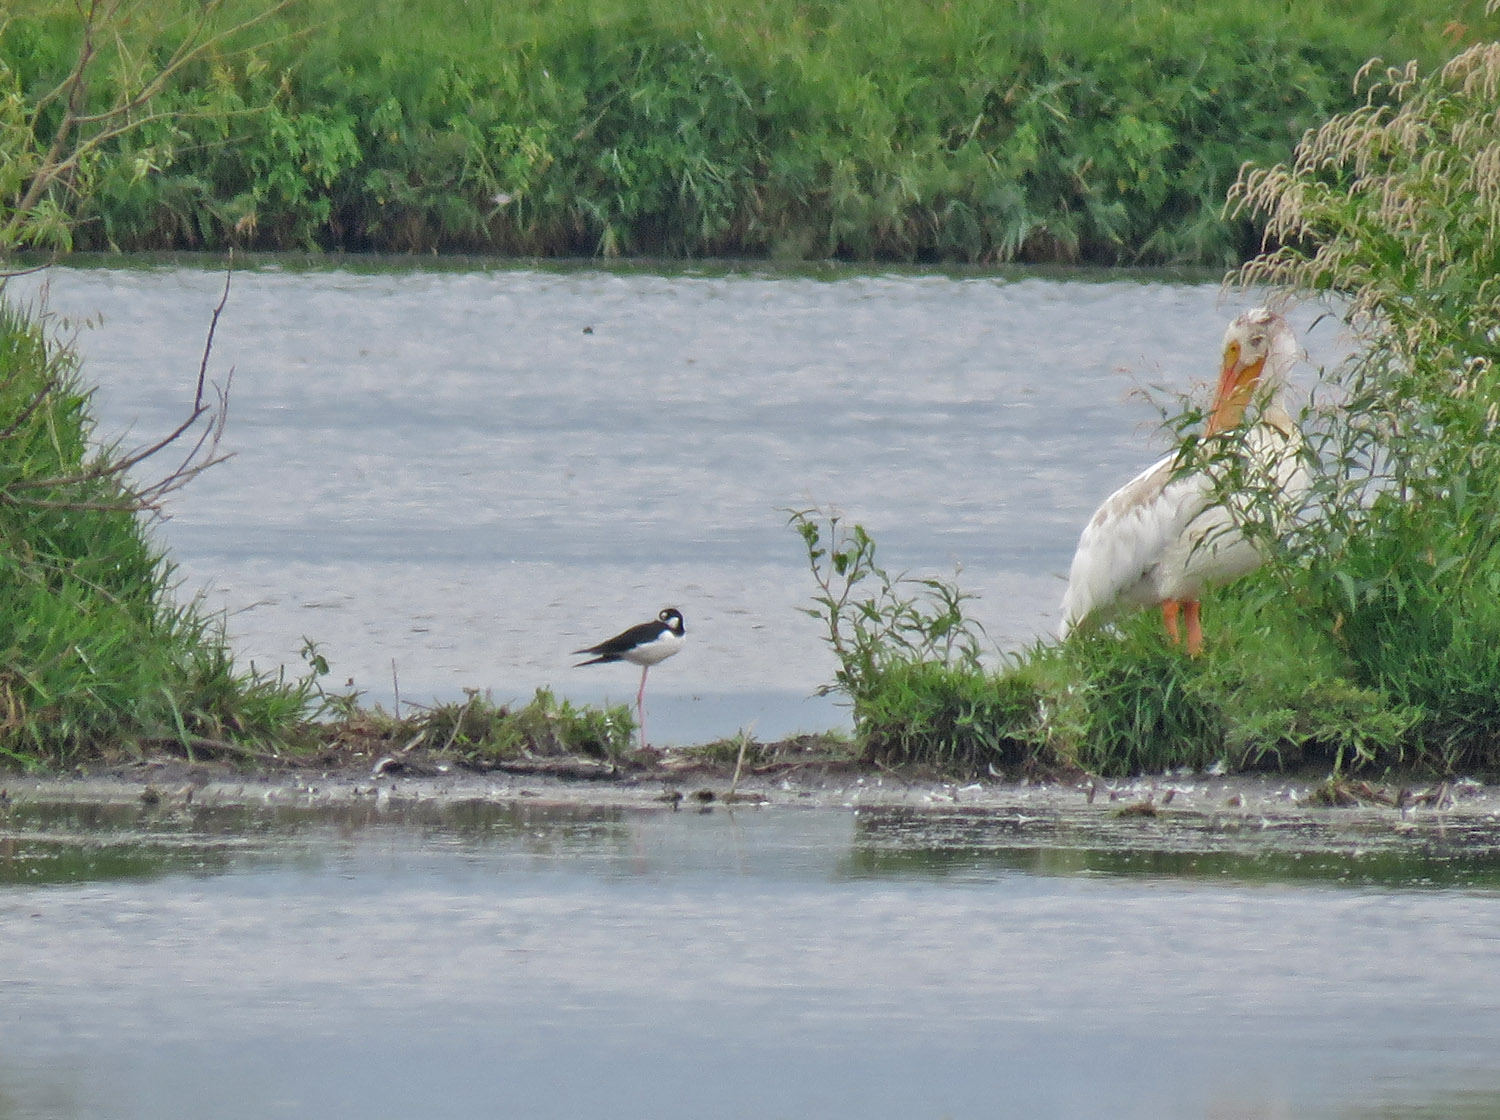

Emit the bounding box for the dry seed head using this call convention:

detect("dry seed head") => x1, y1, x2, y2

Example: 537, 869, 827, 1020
1442, 41, 1500, 100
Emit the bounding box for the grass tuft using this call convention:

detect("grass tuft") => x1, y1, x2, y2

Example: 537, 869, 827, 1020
0, 296, 320, 765
412, 688, 636, 762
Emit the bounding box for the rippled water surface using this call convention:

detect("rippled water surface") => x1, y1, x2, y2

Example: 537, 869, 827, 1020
2, 262, 1491, 1119
7, 260, 1353, 741
4, 796, 1500, 1120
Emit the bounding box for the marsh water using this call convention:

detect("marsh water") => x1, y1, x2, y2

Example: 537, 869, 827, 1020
5, 794, 1500, 1119
9, 261, 1494, 1120
10, 260, 1352, 742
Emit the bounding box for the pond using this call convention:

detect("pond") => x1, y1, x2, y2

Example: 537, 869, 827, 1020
0, 262, 1488, 1118
9, 260, 1354, 743
3, 792, 1499, 1120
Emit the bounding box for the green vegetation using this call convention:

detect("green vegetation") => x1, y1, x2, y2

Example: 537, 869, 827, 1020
792, 510, 1431, 779
0, 296, 315, 764
2, 0, 1491, 262
8, 1, 1500, 778
0, 297, 641, 770
401, 688, 635, 762
1231, 37, 1500, 768
793, 30, 1500, 779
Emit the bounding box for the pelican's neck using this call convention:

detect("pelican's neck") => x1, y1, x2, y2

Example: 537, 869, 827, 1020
1260, 396, 1296, 437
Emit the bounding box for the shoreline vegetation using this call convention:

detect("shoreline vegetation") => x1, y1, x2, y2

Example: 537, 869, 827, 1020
0, 0, 1492, 263
4, 2, 1500, 783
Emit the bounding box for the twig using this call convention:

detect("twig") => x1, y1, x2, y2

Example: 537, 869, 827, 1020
440, 692, 478, 753
195, 252, 234, 413
727, 733, 751, 800
0, 262, 235, 514
871, 757, 918, 788
0, 378, 60, 442
138, 734, 283, 764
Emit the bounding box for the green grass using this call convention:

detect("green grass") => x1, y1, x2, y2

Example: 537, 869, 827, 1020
4, 0, 1493, 261
411, 688, 635, 761
790, 508, 1435, 780
0, 296, 320, 765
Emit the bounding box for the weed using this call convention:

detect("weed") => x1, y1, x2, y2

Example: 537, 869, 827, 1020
787, 506, 985, 702
413, 688, 635, 762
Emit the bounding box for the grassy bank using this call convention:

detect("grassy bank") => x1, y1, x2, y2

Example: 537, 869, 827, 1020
2, 0, 1491, 262
0, 282, 687, 769
0, 296, 314, 764
0, 293, 648, 771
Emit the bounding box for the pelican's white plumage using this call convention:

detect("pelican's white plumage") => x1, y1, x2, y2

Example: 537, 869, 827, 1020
1058, 308, 1307, 654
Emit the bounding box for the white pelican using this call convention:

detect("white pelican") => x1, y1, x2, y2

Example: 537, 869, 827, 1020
1057, 308, 1307, 655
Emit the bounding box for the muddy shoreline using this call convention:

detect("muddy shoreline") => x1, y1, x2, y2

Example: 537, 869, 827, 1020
8, 750, 1500, 853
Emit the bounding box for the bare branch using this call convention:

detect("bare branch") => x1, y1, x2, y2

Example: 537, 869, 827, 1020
0, 262, 236, 514
0, 260, 62, 283
0, 378, 61, 443
196, 255, 234, 412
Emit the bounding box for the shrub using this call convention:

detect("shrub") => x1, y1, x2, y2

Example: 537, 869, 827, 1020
4, 0, 1489, 261
1231, 35, 1500, 770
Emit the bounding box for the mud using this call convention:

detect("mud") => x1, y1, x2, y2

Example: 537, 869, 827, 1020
7, 753, 1499, 860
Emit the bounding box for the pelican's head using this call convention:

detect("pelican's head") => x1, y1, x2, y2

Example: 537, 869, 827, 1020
1205, 308, 1297, 436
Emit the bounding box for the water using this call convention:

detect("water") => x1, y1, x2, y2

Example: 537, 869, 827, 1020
1, 262, 1490, 1118
3, 796, 1500, 1120
5, 260, 1354, 743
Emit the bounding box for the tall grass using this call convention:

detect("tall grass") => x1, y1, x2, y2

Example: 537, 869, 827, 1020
1226, 33, 1500, 768
0, 297, 316, 765
4, 0, 1490, 261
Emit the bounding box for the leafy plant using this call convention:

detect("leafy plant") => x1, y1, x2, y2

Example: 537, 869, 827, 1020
1228, 31, 1500, 770
787, 507, 985, 702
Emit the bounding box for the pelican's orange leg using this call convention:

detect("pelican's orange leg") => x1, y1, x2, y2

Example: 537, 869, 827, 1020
1184, 600, 1204, 658
1162, 600, 1182, 645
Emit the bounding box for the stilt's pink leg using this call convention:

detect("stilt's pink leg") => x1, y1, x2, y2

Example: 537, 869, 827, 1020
637, 666, 650, 750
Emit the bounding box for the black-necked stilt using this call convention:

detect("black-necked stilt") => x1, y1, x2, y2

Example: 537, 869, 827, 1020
573, 607, 685, 750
